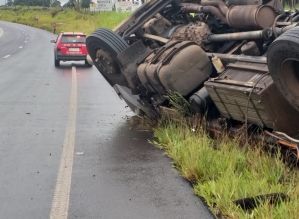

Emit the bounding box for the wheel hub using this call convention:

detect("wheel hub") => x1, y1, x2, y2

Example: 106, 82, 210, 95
95, 49, 120, 75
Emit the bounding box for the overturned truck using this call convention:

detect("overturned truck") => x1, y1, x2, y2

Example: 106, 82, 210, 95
86, 0, 299, 153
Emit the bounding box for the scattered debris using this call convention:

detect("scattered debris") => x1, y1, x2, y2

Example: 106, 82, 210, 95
233, 193, 289, 210
75, 152, 84, 156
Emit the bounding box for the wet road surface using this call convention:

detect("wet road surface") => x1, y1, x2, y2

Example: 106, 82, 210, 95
0, 21, 214, 219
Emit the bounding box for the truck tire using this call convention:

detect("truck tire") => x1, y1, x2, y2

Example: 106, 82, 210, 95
86, 28, 129, 86
267, 26, 299, 111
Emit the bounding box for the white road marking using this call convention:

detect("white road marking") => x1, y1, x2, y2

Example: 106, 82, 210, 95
50, 66, 77, 219
3, 55, 10, 59
0, 28, 3, 38
25, 41, 27, 43
19, 46, 23, 49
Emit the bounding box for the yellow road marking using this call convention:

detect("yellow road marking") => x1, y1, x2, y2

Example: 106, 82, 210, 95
50, 66, 77, 219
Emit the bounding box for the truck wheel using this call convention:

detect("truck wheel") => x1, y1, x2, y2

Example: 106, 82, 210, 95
267, 26, 299, 111
86, 28, 129, 86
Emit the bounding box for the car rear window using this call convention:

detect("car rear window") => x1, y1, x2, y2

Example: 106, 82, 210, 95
61, 35, 86, 43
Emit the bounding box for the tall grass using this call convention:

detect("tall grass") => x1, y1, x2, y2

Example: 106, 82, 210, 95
0, 7, 132, 34
95, 11, 131, 29
151, 118, 299, 218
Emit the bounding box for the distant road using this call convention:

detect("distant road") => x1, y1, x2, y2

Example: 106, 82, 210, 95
0, 21, 214, 219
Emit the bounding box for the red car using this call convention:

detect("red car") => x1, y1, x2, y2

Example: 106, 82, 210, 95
51, 32, 92, 67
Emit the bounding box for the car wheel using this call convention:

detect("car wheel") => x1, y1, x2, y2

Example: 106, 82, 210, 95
54, 56, 60, 67
86, 28, 129, 86
267, 26, 299, 111
85, 60, 92, 67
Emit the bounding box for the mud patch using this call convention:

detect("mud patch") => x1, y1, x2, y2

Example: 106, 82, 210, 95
126, 115, 158, 132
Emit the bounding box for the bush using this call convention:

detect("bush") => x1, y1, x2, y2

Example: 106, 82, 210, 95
50, 8, 60, 17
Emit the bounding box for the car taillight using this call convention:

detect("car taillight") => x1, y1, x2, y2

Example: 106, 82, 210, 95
57, 44, 62, 51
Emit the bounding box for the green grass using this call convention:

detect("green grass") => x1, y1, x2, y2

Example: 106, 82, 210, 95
150, 118, 299, 219
0, 6, 132, 34
284, 3, 299, 10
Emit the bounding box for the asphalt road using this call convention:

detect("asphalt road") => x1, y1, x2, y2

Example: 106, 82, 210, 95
0, 21, 214, 219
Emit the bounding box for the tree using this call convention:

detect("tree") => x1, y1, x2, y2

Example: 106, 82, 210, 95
44, 0, 51, 7
63, 0, 73, 7
72, 0, 80, 11
51, 0, 61, 7
7, 0, 14, 6
80, 0, 90, 8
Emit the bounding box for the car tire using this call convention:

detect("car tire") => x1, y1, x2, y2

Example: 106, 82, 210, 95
267, 26, 299, 111
54, 56, 60, 67
85, 60, 92, 67
86, 28, 129, 86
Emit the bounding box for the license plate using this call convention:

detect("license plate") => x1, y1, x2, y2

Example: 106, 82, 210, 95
69, 48, 79, 52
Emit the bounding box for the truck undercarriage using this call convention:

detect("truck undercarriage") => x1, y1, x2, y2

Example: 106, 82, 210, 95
86, 0, 299, 156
